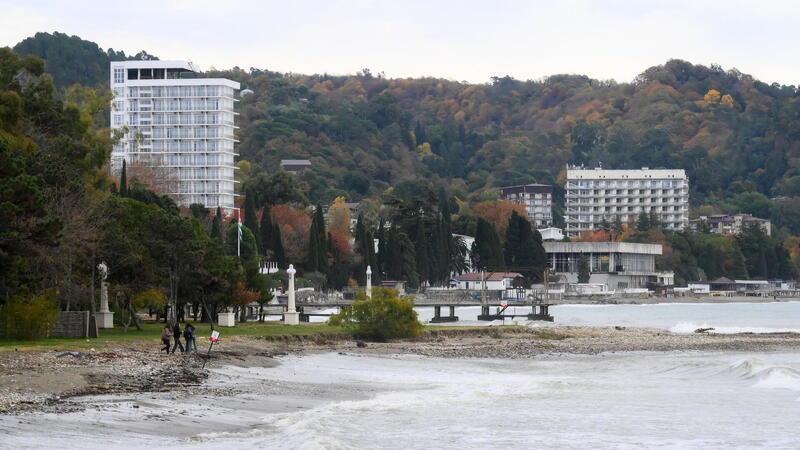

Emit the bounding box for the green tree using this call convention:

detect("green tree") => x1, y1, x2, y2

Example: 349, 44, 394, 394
119, 159, 128, 197
307, 204, 328, 273
577, 254, 591, 283
210, 206, 223, 243
243, 188, 260, 252
471, 218, 503, 270
329, 288, 422, 341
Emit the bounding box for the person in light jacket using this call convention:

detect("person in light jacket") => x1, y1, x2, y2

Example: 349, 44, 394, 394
161, 325, 172, 354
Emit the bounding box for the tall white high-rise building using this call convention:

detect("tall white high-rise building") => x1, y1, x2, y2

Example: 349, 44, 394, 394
565, 167, 689, 237
110, 61, 240, 211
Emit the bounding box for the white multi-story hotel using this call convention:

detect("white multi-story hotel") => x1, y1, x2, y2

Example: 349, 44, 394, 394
565, 167, 689, 236
109, 60, 240, 211
499, 183, 553, 228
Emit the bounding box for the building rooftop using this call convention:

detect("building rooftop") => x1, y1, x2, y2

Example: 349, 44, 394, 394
500, 183, 552, 190
111, 60, 201, 72
543, 241, 663, 255
281, 159, 312, 166
455, 272, 523, 282
567, 167, 687, 180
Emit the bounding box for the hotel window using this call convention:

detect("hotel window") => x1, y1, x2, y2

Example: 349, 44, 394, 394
114, 68, 124, 84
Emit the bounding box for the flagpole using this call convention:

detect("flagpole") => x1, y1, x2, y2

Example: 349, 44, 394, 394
237, 208, 241, 258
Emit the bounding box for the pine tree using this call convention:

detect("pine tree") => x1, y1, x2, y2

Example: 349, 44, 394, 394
259, 207, 274, 257
731, 245, 749, 279
648, 210, 660, 230
636, 212, 650, 231
243, 189, 260, 252
119, 159, 128, 197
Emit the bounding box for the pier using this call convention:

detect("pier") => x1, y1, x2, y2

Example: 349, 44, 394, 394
260, 289, 555, 323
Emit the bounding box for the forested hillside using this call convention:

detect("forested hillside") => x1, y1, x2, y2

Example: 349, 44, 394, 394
3, 32, 800, 297
210, 62, 800, 234
10, 33, 800, 237
13, 32, 157, 88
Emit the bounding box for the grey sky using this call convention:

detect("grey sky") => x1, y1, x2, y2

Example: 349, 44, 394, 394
2, 0, 798, 85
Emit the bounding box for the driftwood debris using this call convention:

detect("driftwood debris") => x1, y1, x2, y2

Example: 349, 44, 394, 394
694, 327, 715, 334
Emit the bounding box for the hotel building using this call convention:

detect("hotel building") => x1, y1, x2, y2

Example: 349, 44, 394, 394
565, 167, 689, 237
109, 60, 240, 211
499, 183, 553, 228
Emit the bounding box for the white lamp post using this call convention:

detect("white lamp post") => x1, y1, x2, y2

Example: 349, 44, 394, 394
366, 265, 372, 299
284, 264, 300, 325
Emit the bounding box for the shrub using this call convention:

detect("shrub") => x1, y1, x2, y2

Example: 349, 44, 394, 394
0, 293, 60, 340
329, 288, 422, 341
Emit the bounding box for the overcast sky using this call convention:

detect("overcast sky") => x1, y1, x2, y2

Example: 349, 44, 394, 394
2, 0, 798, 85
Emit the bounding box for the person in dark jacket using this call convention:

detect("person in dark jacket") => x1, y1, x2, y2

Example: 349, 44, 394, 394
183, 323, 197, 353
161, 325, 172, 354
171, 322, 185, 354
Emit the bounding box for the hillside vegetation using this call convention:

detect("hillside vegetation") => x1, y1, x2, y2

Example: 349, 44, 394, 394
8, 32, 800, 283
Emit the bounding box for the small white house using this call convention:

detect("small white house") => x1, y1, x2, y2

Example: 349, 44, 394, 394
539, 227, 564, 241
453, 272, 523, 291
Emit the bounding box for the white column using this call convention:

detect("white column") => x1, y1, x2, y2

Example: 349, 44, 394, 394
284, 264, 300, 325
366, 265, 372, 299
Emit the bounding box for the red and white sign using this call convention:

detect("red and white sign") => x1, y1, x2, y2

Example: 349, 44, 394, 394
210, 330, 220, 342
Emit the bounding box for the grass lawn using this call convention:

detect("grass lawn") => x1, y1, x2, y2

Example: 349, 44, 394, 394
0, 321, 520, 352
0, 320, 346, 352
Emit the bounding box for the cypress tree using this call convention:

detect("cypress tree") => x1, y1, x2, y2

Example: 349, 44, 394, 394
307, 204, 328, 273
353, 214, 377, 285
731, 245, 749, 279
577, 254, 591, 283
272, 223, 286, 268
473, 218, 503, 270
119, 159, 128, 197
414, 219, 430, 286
259, 207, 274, 257
210, 206, 223, 243
377, 219, 387, 277
244, 189, 261, 253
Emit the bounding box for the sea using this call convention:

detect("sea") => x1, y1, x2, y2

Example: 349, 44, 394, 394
2, 302, 800, 449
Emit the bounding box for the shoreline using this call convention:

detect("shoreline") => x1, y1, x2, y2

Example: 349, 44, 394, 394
549, 295, 799, 304
2, 325, 800, 415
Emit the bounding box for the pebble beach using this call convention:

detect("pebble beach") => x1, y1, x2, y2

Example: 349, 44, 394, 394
3, 325, 800, 415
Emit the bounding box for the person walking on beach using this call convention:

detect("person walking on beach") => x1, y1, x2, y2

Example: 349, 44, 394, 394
171, 322, 185, 354
184, 323, 197, 353
161, 325, 172, 354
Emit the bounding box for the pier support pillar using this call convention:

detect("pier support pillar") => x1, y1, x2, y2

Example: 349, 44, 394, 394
430, 305, 459, 323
